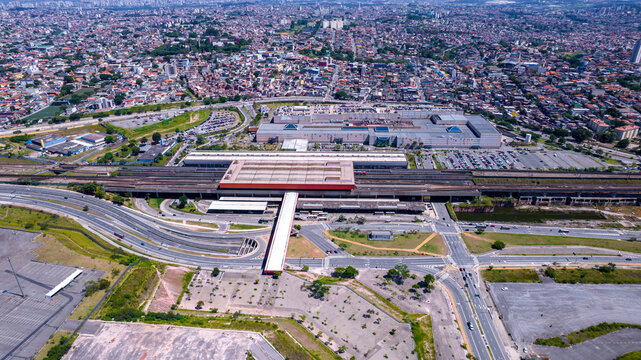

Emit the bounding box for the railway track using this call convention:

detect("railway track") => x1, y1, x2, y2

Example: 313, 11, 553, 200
2, 165, 641, 197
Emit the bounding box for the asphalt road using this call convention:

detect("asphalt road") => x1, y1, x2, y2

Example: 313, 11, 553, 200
3, 185, 641, 359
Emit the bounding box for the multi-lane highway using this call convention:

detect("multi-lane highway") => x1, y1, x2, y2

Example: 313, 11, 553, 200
3, 184, 641, 359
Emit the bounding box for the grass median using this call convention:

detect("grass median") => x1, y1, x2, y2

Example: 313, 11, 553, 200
328, 230, 445, 256
286, 234, 326, 258
534, 322, 641, 348
229, 223, 267, 230
462, 232, 641, 254
545, 267, 641, 284
481, 268, 541, 283
618, 351, 641, 360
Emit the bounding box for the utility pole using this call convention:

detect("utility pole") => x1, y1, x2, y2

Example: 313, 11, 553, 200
7, 257, 24, 297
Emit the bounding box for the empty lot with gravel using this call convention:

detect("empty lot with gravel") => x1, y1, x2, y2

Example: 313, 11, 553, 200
64, 321, 283, 360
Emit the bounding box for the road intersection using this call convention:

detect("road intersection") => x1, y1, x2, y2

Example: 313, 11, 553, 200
2, 184, 641, 359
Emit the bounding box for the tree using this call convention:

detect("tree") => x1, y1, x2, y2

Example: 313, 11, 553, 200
544, 267, 556, 278
423, 274, 435, 291
104, 136, 114, 144
571, 128, 592, 143
177, 195, 188, 209
302, 265, 309, 272
112, 194, 125, 205
597, 131, 616, 143
59, 84, 74, 97
136, 78, 144, 86
334, 91, 350, 100
103, 152, 114, 163
386, 264, 410, 284
333, 266, 359, 279
114, 92, 126, 105
306, 280, 329, 299
196, 300, 204, 309
616, 139, 630, 149
152, 132, 161, 144
211, 267, 220, 277
84, 278, 110, 296
604, 107, 622, 118
491, 240, 506, 250
83, 205, 89, 212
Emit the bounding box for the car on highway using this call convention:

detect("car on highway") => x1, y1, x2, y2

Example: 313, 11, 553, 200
113, 232, 125, 239
467, 321, 474, 331
626, 258, 632, 261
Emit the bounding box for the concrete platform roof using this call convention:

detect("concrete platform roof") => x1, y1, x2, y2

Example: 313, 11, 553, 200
184, 151, 408, 166
219, 160, 355, 190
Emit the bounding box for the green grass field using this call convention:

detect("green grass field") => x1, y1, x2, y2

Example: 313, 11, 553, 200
328, 230, 445, 256
482, 269, 542, 283
0, 156, 42, 164
618, 351, 641, 360
411, 315, 436, 360
61, 88, 96, 101
131, 109, 211, 138
0, 205, 122, 259
462, 232, 641, 254
100, 261, 160, 317
455, 207, 604, 223
171, 202, 201, 214
23, 105, 64, 121
546, 267, 641, 284
229, 223, 267, 230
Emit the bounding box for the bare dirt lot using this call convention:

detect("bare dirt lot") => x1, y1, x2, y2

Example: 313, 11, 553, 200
148, 266, 190, 312
63, 321, 283, 360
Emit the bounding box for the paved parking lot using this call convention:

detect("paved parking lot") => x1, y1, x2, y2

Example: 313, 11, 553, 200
180, 270, 415, 359
109, 110, 185, 129
488, 283, 641, 348
431, 149, 605, 170
0, 228, 102, 360
65, 321, 283, 360
188, 111, 236, 135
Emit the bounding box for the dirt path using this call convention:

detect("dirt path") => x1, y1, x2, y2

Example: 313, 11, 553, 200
324, 231, 443, 257
462, 232, 494, 243
148, 266, 191, 313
